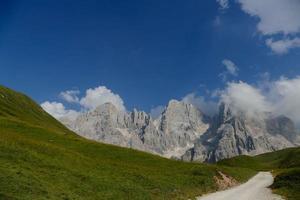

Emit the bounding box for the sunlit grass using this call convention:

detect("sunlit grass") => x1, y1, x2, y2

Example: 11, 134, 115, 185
0, 86, 256, 199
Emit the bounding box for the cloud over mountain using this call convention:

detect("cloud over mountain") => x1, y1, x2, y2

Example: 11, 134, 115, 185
182, 76, 300, 128
182, 93, 218, 116
268, 77, 300, 127
41, 86, 126, 119
42, 76, 300, 129
220, 81, 271, 117
79, 86, 126, 111
41, 101, 79, 120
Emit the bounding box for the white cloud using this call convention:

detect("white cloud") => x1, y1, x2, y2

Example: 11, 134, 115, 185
237, 0, 300, 54
150, 105, 165, 119
222, 59, 238, 76
41, 79, 300, 129
80, 86, 126, 111
182, 93, 218, 116
217, 0, 229, 10
215, 77, 300, 128
268, 77, 300, 127
41, 85, 126, 120
59, 90, 80, 103
41, 101, 79, 120
219, 59, 239, 81
220, 81, 271, 117
266, 37, 300, 55
238, 0, 300, 35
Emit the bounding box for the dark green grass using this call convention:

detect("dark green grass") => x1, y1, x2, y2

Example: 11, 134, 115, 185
271, 168, 300, 200
218, 148, 300, 200
0, 86, 256, 199
0, 118, 216, 200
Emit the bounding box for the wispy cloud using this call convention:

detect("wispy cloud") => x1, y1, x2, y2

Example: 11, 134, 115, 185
266, 38, 300, 55
60, 90, 80, 103
216, 0, 229, 10
219, 59, 239, 81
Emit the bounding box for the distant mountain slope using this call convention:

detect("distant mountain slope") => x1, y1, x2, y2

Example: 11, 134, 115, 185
218, 147, 300, 200
183, 103, 299, 162
60, 94, 299, 162
0, 85, 255, 200
64, 100, 209, 158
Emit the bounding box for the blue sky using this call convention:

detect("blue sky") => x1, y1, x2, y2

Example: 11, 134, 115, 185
1, 0, 300, 116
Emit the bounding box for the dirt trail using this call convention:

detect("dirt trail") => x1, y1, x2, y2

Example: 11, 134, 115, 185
197, 172, 283, 200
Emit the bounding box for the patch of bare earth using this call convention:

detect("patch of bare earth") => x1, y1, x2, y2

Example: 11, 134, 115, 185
214, 171, 238, 190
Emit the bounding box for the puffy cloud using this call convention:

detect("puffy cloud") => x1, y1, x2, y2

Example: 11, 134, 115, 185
220, 81, 271, 117
268, 77, 300, 127
59, 90, 80, 103
41, 86, 126, 120
41, 101, 79, 120
150, 105, 165, 119
219, 59, 239, 81
266, 37, 300, 55
217, 0, 229, 10
215, 77, 300, 128
237, 0, 300, 54
182, 93, 218, 116
238, 0, 300, 35
80, 86, 126, 111
41, 79, 300, 129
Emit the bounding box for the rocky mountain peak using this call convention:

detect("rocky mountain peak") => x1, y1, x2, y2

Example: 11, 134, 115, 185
266, 115, 299, 141
182, 103, 298, 163
60, 100, 299, 163
218, 102, 233, 123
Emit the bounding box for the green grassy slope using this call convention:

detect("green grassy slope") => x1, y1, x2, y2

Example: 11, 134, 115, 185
218, 147, 300, 200
0, 86, 255, 200
0, 86, 67, 132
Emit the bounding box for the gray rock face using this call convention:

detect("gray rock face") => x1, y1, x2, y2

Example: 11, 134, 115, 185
61, 100, 299, 162
64, 100, 209, 158
266, 115, 298, 141
182, 103, 298, 162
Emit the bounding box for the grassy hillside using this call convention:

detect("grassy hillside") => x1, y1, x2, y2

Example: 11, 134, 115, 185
0, 86, 255, 200
218, 148, 300, 200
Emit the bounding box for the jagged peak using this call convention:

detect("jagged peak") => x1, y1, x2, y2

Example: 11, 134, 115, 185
218, 102, 234, 122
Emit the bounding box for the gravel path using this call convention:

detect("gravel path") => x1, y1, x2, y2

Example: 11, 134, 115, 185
197, 172, 283, 200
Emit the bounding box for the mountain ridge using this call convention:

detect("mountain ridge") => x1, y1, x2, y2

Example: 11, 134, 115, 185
64, 100, 210, 158
60, 99, 300, 162
0, 85, 258, 199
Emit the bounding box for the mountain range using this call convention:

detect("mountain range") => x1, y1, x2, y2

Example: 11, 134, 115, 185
60, 100, 300, 162
0, 85, 257, 199
1, 85, 299, 200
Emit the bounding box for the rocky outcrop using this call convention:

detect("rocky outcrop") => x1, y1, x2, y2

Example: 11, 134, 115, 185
182, 103, 297, 162
64, 100, 209, 158
61, 100, 299, 162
